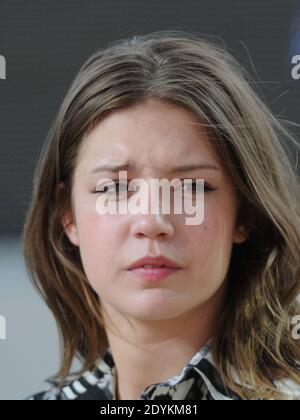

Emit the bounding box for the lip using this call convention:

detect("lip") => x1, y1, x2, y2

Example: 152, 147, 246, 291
126, 255, 183, 282
127, 255, 182, 271
128, 266, 181, 282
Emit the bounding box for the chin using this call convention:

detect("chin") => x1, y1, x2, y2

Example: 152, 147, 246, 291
128, 311, 181, 321
125, 293, 188, 320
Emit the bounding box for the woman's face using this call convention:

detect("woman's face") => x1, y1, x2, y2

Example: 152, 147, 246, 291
64, 98, 247, 321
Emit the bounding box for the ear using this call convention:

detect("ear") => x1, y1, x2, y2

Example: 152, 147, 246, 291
233, 223, 249, 244
233, 198, 254, 245
62, 208, 80, 247
57, 181, 79, 247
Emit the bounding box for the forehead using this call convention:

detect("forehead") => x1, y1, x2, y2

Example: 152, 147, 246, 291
77, 99, 221, 175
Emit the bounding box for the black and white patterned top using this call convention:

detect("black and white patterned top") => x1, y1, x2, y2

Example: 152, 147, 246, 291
27, 344, 300, 400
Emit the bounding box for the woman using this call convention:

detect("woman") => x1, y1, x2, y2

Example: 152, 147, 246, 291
23, 30, 300, 400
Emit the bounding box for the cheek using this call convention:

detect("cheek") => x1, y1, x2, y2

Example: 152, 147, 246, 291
185, 197, 236, 270
76, 193, 124, 244
75, 201, 123, 282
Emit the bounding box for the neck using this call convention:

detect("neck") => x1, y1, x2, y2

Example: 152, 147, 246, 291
101, 287, 225, 400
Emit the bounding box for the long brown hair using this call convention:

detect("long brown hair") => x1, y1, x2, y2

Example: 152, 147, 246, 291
22, 30, 300, 399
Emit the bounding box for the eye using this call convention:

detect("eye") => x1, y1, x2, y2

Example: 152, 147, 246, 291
94, 181, 129, 195
180, 179, 217, 193
93, 180, 217, 195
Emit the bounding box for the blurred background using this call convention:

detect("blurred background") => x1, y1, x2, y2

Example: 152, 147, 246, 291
0, 0, 299, 399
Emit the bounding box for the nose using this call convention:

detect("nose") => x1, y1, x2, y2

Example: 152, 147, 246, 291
130, 212, 175, 240
129, 179, 175, 240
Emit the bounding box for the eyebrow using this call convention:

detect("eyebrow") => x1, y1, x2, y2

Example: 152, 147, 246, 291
89, 160, 221, 175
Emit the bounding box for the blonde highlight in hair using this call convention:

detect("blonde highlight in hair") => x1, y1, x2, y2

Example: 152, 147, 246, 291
22, 30, 300, 399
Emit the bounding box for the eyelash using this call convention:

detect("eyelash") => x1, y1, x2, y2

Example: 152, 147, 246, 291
93, 180, 217, 194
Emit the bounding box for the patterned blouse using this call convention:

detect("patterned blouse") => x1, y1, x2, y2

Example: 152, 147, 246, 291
27, 344, 300, 400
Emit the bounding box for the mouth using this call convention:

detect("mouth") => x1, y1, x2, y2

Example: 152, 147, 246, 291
127, 265, 182, 282
127, 256, 182, 270
126, 255, 183, 281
